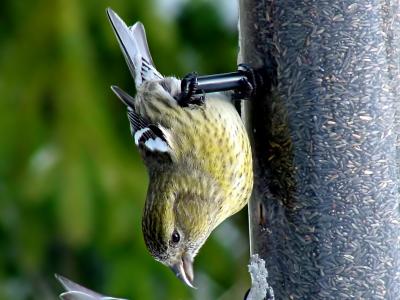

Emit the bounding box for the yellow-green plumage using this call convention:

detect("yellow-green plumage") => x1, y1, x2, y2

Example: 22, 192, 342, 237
134, 78, 253, 277
107, 8, 253, 288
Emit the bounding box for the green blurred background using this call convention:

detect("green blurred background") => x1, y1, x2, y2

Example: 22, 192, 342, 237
0, 0, 251, 299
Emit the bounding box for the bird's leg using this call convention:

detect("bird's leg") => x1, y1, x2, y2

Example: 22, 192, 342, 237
177, 72, 205, 107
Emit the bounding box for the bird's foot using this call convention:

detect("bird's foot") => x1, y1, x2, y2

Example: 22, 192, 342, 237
177, 72, 205, 107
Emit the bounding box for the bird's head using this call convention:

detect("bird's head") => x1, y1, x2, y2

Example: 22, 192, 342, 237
142, 175, 224, 288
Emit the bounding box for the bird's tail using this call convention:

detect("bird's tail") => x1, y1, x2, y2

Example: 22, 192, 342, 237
106, 8, 163, 88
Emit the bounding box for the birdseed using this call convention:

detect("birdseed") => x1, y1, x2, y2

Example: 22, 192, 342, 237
240, 0, 400, 298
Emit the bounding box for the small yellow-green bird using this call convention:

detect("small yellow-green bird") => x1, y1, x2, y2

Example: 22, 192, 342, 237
107, 8, 253, 288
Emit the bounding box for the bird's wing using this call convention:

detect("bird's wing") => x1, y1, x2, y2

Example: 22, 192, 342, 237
60, 291, 99, 300
55, 274, 127, 300
106, 8, 163, 88
127, 111, 171, 154
111, 86, 173, 158
60, 293, 124, 300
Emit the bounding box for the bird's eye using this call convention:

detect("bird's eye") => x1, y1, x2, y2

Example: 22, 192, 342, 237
171, 230, 180, 244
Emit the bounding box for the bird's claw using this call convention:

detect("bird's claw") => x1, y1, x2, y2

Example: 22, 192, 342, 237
178, 72, 205, 107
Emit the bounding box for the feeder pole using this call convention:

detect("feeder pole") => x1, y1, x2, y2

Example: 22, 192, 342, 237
239, 0, 400, 298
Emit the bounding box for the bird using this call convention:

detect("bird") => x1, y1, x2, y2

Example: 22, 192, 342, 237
107, 8, 253, 288
55, 274, 126, 300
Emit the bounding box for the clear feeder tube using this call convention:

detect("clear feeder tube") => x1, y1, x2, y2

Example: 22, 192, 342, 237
239, 0, 400, 298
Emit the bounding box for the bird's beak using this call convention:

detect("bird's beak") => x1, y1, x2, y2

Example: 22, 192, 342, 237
170, 253, 195, 288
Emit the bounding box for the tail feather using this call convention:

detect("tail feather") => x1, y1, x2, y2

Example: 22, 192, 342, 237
106, 8, 162, 88
129, 22, 155, 68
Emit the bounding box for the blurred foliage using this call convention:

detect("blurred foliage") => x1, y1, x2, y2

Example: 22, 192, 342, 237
0, 0, 249, 299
